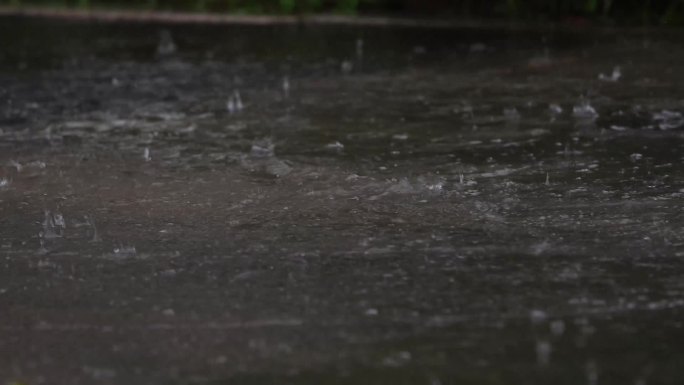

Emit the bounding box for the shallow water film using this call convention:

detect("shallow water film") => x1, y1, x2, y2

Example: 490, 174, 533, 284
1, 18, 684, 385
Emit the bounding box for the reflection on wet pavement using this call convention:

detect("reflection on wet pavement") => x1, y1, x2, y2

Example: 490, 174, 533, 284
1, 17, 684, 385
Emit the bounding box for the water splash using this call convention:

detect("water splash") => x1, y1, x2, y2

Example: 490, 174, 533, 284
550, 320, 566, 336
652, 110, 683, 130
282, 76, 290, 98
382, 351, 411, 367
9, 160, 22, 172
469, 42, 487, 53
341, 60, 353, 74
84, 214, 100, 242
529, 309, 547, 324
250, 138, 275, 158
41, 210, 65, 240
241, 139, 292, 177
157, 30, 177, 56
356, 38, 364, 60
548, 103, 563, 115
503, 107, 521, 121
227, 90, 244, 114
598, 66, 621, 82
113, 245, 137, 259
536, 340, 552, 366
573, 100, 598, 120
325, 141, 345, 152
586, 361, 599, 385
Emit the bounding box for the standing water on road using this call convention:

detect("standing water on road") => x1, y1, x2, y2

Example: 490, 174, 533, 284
1, 17, 684, 385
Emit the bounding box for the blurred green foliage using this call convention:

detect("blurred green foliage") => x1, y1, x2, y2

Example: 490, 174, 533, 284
1, 0, 684, 24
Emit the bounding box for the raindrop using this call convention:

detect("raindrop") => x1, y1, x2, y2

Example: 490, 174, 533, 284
0, 178, 9, 189
356, 38, 364, 59
143, 147, 151, 162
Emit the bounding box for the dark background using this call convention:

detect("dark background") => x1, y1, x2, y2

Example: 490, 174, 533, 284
1, 0, 684, 25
